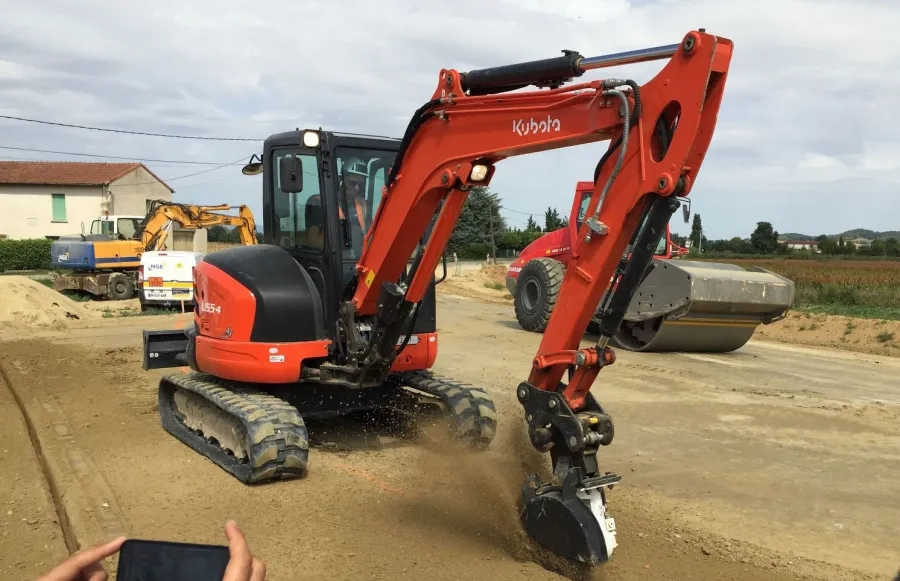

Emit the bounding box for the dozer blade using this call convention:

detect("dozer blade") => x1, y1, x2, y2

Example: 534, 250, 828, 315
520, 471, 620, 565
142, 328, 191, 370
612, 259, 795, 353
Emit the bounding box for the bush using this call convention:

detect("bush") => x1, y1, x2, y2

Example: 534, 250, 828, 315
455, 243, 495, 260
0, 238, 53, 272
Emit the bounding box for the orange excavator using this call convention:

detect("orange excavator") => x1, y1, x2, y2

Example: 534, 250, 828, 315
142, 30, 733, 567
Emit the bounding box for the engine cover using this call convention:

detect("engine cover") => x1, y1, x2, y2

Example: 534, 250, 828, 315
198, 245, 327, 344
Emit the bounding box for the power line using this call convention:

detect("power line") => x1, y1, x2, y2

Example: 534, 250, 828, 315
499, 205, 534, 215
0, 114, 261, 141
0, 145, 243, 165
117, 155, 254, 186
157, 156, 251, 182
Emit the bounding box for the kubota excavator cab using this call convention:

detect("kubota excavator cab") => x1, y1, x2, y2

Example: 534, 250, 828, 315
254, 129, 442, 342
508, 181, 796, 353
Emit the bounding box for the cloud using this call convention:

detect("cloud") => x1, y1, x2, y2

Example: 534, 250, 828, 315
0, 0, 897, 239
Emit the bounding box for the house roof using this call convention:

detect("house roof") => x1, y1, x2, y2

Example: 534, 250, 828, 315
0, 161, 174, 193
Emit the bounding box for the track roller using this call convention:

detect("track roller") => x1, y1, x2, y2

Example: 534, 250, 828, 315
158, 372, 309, 484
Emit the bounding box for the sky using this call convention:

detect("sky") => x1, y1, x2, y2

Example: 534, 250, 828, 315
0, 0, 898, 240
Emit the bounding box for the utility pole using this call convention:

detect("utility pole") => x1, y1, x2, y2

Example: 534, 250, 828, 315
488, 202, 497, 260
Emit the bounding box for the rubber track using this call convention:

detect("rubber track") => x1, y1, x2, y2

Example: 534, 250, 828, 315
400, 370, 498, 449
159, 372, 309, 484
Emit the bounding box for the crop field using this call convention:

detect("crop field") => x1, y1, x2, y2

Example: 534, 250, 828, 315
704, 259, 900, 319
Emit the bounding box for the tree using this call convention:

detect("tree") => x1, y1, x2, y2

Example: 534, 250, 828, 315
543, 207, 566, 231
689, 214, 703, 250
525, 215, 541, 232
446, 186, 507, 256
885, 237, 899, 256
749, 221, 778, 254
870, 238, 886, 256
207, 225, 228, 242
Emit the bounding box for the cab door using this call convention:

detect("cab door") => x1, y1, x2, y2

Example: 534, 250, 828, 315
268, 149, 342, 334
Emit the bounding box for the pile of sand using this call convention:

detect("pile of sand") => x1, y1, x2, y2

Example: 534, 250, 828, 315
0, 276, 95, 330
755, 310, 900, 358
438, 264, 514, 304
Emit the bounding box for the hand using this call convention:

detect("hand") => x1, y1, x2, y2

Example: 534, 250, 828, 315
223, 520, 266, 581
35, 536, 127, 581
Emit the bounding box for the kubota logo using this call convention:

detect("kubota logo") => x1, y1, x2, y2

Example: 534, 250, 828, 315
513, 115, 561, 136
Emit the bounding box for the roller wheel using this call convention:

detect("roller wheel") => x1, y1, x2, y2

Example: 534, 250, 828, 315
514, 257, 565, 333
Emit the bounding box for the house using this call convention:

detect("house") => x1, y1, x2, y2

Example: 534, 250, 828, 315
0, 161, 175, 240
782, 240, 819, 252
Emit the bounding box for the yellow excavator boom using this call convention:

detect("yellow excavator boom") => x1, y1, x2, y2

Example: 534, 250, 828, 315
140, 201, 257, 251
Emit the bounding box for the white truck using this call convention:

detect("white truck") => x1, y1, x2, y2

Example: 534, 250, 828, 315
137, 251, 205, 311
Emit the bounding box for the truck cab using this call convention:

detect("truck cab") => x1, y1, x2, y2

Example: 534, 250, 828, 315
88, 215, 144, 240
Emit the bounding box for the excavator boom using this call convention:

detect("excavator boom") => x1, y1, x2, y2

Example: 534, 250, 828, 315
340, 30, 732, 563
140, 200, 258, 251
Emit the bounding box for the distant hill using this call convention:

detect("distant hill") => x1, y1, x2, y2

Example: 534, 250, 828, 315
779, 229, 900, 241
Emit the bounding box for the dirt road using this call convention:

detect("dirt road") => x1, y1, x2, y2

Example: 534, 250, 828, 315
1, 295, 898, 580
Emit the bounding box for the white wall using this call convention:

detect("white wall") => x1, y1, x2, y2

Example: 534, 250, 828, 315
0, 184, 106, 239
108, 166, 173, 215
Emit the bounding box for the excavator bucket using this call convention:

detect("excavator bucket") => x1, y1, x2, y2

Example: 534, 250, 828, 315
612, 259, 795, 353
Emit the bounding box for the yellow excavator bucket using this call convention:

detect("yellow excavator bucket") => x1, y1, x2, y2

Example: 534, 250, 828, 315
612, 259, 795, 353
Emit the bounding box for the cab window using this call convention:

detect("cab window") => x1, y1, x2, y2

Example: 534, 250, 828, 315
332, 147, 396, 262
117, 218, 139, 239
655, 233, 667, 255
581, 194, 668, 256
575, 192, 590, 228
271, 150, 323, 252
90, 220, 114, 236
637, 210, 669, 256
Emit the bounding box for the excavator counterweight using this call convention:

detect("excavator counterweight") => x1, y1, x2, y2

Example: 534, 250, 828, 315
141, 30, 734, 569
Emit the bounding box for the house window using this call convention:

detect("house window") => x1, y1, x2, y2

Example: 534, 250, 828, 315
51, 193, 67, 222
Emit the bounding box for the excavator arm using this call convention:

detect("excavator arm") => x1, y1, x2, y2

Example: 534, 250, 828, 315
340, 29, 732, 563
138, 200, 258, 251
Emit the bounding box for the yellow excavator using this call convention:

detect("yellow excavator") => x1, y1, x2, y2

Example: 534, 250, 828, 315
51, 200, 257, 300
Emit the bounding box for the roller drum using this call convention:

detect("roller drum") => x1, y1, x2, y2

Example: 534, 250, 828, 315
611, 259, 795, 353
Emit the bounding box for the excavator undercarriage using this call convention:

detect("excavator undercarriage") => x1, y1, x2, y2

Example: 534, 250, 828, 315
142, 30, 735, 568
147, 326, 498, 484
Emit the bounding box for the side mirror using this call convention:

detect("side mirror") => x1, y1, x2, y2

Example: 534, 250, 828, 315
279, 155, 303, 194
679, 196, 691, 224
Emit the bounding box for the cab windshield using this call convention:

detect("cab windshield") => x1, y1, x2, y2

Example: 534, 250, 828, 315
576, 192, 667, 255
331, 146, 397, 262
90, 220, 113, 236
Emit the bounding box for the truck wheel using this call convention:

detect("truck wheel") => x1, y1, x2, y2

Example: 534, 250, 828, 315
514, 257, 564, 333
106, 273, 134, 300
